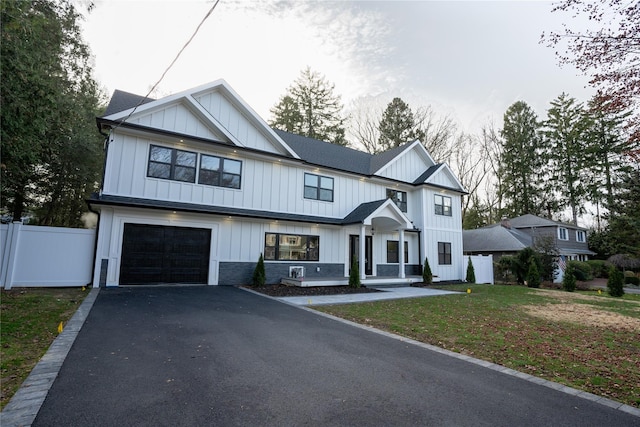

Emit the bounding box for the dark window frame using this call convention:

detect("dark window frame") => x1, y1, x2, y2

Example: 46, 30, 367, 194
264, 232, 320, 262
304, 173, 334, 202
387, 189, 408, 212
198, 154, 242, 189
434, 194, 452, 216
147, 145, 197, 183
386, 240, 409, 263
438, 241, 452, 265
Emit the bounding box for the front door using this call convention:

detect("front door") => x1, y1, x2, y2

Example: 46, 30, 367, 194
349, 234, 372, 276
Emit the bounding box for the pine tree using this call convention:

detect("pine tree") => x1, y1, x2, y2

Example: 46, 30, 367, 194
349, 258, 361, 288
543, 93, 590, 224
269, 67, 347, 145
562, 266, 577, 292
378, 98, 425, 151
526, 257, 541, 288
607, 266, 625, 297
499, 101, 544, 217
252, 253, 266, 287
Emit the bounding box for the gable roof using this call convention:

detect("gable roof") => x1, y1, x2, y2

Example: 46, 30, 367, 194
100, 83, 464, 191
103, 90, 154, 117
463, 224, 532, 253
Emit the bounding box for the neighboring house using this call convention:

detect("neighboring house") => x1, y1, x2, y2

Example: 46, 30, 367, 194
89, 80, 467, 287
463, 214, 595, 282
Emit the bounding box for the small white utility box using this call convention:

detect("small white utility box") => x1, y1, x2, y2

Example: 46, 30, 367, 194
289, 266, 305, 279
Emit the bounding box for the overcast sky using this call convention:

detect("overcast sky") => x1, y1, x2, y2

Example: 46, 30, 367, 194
82, 0, 596, 136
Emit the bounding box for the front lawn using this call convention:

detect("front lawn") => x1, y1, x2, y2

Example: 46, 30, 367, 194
315, 284, 640, 408
1, 287, 88, 410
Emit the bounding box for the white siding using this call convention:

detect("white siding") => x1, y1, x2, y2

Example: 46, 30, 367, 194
428, 168, 459, 188
130, 102, 223, 140
194, 91, 282, 154
377, 148, 430, 182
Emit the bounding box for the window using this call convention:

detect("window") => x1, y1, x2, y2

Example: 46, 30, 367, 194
304, 173, 334, 202
148, 145, 196, 183
558, 227, 568, 241
438, 242, 451, 265
199, 154, 242, 189
576, 230, 586, 243
264, 233, 319, 261
434, 194, 452, 216
386, 240, 408, 263
387, 189, 407, 212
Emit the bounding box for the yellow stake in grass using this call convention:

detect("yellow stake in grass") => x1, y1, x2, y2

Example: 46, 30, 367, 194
57, 322, 64, 333
598, 289, 602, 295
466, 288, 472, 294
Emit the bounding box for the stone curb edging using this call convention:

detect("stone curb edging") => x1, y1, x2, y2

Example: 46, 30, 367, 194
1, 288, 100, 427
240, 287, 640, 418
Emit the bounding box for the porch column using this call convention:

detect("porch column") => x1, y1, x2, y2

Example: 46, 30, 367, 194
398, 228, 406, 279
359, 224, 366, 280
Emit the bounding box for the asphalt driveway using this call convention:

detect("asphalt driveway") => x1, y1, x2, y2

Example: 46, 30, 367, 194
33, 286, 639, 426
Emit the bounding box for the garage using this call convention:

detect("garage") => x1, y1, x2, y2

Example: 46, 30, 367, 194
120, 223, 211, 285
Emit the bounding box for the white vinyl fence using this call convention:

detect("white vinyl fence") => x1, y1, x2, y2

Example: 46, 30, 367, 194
1, 222, 95, 289
463, 254, 494, 284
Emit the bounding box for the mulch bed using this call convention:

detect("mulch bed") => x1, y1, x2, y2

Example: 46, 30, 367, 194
243, 284, 382, 297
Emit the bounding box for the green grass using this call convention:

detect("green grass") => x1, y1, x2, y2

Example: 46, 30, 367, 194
316, 284, 640, 408
1, 287, 88, 410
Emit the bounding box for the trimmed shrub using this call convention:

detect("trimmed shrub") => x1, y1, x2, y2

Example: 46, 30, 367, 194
349, 258, 361, 288
625, 276, 640, 286
466, 257, 476, 283
566, 260, 593, 281
526, 257, 541, 288
586, 260, 609, 278
422, 257, 433, 284
496, 256, 516, 283
252, 253, 266, 287
607, 267, 625, 297
562, 266, 576, 292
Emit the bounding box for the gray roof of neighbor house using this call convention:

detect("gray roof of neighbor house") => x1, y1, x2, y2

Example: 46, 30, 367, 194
463, 224, 532, 253
508, 213, 587, 230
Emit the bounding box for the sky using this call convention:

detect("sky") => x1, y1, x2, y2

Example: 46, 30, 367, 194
81, 0, 596, 138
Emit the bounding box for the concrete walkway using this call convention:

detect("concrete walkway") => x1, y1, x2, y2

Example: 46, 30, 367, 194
278, 286, 459, 305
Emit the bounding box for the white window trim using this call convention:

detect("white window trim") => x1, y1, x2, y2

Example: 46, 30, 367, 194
576, 230, 586, 243
558, 227, 568, 241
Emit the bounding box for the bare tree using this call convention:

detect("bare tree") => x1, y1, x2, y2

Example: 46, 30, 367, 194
414, 106, 458, 163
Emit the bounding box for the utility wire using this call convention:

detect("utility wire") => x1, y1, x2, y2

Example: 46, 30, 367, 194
111, 0, 221, 129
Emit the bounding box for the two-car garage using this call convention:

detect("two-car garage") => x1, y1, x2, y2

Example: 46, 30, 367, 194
119, 223, 211, 285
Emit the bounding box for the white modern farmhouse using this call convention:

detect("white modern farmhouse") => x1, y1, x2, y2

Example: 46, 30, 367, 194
89, 80, 467, 287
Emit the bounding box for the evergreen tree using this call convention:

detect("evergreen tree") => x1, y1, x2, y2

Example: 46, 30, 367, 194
526, 257, 541, 288
499, 101, 544, 217
252, 253, 266, 287
466, 257, 476, 283
562, 266, 577, 292
270, 67, 347, 145
607, 266, 625, 297
422, 257, 433, 284
1, 0, 104, 226
349, 258, 361, 288
378, 97, 425, 151
542, 93, 590, 224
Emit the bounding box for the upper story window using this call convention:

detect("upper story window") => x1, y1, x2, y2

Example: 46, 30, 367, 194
576, 230, 586, 243
386, 240, 408, 263
434, 194, 452, 216
558, 227, 568, 241
148, 145, 196, 183
387, 189, 407, 212
199, 154, 242, 189
264, 233, 319, 261
438, 242, 452, 265
304, 173, 334, 202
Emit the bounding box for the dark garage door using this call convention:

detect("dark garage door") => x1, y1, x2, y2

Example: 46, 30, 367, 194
120, 224, 211, 285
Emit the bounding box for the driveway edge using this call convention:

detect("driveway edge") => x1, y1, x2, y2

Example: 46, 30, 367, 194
240, 287, 640, 418
1, 288, 100, 427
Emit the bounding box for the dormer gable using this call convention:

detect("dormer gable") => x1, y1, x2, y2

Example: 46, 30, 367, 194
414, 163, 467, 193
372, 140, 437, 183
100, 80, 299, 158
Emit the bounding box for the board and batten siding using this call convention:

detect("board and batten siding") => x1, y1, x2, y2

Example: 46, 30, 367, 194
376, 148, 433, 183
130, 101, 223, 141
102, 135, 425, 221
